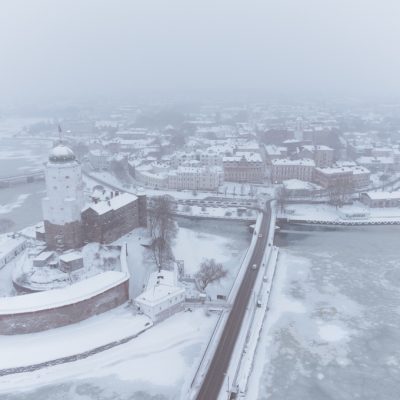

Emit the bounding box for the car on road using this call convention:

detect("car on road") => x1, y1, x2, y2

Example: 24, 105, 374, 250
251, 263, 257, 270
258, 233, 262, 238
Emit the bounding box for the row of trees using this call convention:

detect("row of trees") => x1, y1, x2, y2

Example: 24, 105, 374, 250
327, 179, 354, 208
148, 196, 177, 270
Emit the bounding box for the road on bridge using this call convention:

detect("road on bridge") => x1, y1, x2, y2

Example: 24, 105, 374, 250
196, 201, 272, 400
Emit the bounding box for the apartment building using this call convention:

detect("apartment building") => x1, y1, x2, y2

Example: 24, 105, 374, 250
271, 158, 315, 183
223, 152, 264, 183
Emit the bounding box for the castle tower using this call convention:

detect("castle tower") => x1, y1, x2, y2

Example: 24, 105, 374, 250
42, 144, 84, 250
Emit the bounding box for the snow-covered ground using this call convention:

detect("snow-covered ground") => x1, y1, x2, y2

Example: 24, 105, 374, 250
0, 309, 219, 400
0, 305, 151, 370
247, 225, 400, 400
12, 243, 123, 292
114, 218, 251, 301
173, 219, 251, 300
113, 227, 153, 299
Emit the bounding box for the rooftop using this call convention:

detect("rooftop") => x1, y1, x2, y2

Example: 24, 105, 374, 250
271, 158, 315, 166
48, 144, 76, 163
85, 192, 138, 215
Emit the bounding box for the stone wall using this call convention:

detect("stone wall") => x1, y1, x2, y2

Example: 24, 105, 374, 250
0, 280, 129, 335
44, 219, 83, 250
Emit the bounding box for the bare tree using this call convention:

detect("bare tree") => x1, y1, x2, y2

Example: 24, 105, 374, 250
328, 178, 354, 208
196, 258, 227, 291
110, 158, 130, 183
328, 184, 341, 208
148, 195, 177, 270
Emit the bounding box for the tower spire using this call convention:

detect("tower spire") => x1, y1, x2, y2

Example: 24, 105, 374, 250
58, 124, 63, 144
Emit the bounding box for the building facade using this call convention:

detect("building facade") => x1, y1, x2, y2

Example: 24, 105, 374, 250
313, 166, 370, 189
223, 153, 264, 183
298, 145, 334, 168
360, 191, 400, 208
168, 166, 223, 191
271, 159, 315, 183
82, 192, 146, 244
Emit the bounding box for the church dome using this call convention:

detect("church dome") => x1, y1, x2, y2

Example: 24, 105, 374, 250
49, 144, 76, 163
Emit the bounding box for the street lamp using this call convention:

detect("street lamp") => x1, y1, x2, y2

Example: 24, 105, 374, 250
224, 372, 230, 399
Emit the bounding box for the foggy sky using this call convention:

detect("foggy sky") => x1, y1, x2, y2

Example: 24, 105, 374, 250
1, 0, 399, 105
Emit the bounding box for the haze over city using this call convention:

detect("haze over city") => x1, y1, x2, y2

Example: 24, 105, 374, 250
1, 0, 400, 105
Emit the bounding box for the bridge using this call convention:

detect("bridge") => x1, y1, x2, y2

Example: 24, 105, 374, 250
0, 171, 44, 188
194, 200, 273, 400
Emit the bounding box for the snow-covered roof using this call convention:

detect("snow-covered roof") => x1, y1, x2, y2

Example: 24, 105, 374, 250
363, 191, 400, 200
271, 158, 315, 166
301, 145, 333, 152
223, 152, 262, 163
85, 192, 137, 215
315, 165, 369, 175
33, 251, 54, 262
357, 156, 394, 164
135, 270, 185, 307
48, 144, 76, 163
59, 251, 83, 263
0, 271, 127, 315
265, 145, 287, 156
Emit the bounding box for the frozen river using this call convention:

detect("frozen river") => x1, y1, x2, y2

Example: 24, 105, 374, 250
249, 224, 400, 400
0, 135, 50, 232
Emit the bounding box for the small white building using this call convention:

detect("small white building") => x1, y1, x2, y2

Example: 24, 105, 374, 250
134, 269, 185, 322
360, 191, 400, 208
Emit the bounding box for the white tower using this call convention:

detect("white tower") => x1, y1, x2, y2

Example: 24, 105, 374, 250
42, 144, 84, 250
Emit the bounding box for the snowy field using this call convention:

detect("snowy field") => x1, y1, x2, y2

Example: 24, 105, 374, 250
0, 305, 151, 370
114, 218, 251, 300
173, 217, 251, 299
248, 225, 400, 400
0, 309, 218, 400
